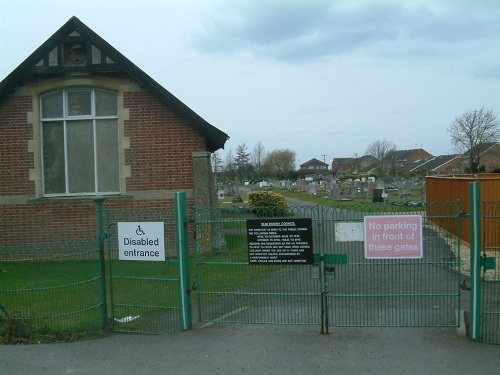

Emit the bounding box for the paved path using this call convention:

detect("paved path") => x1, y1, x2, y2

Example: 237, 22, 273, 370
1, 322, 500, 375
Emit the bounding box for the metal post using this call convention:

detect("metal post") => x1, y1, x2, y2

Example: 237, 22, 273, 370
469, 182, 481, 341
93, 195, 108, 330
175, 192, 192, 331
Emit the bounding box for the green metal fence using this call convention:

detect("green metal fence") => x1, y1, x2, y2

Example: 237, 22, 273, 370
194, 202, 462, 329
104, 207, 183, 334
0, 238, 103, 340
323, 201, 461, 327
480, 201, 500, 344
194, 205, 323, 326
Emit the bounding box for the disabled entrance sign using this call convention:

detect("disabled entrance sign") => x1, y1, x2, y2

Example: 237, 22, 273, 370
118, 222, 165, 261
364, 215, 423, 259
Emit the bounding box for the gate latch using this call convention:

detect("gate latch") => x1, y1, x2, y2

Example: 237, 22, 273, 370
187, 282, 197, 293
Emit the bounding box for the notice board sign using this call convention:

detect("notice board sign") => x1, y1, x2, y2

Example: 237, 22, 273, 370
118, 222, 165, 261
247, 218, 313, 265
364, 215, 423, 259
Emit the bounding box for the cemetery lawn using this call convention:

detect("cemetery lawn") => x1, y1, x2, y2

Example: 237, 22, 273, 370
217, 184, 424, 211
273, 187, 424, 209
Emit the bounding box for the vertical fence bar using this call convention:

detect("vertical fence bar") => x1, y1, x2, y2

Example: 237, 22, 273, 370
93, 194, 108, 330
175, 192, 192, 331
469, 182, 481, 341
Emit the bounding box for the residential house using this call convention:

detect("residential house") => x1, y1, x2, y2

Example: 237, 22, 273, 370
299, 158, 329, 180
402, 154, 462, 175
460, 142, 500, 173
331, 155, 376, 175
0, 17, 229, 245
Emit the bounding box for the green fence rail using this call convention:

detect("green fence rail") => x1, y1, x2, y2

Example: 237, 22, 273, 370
0, 238, 103, 341
194, 202, 462, 329
104, 206, 183, 334
481, 201, 500, 344
323, 201, 461, 327
194, 205, 322, 325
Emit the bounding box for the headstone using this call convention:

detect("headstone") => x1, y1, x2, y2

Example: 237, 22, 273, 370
329, 186, 341, 200
308, 182, 317, 196
349, 182, 358, 198
217, 190, 224, 200
366, 181, 374, 198
224, 183, 235, 196
295, 180, 306, 191
398, 180, 411, 203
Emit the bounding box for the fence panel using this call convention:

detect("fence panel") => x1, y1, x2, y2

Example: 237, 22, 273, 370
481, 201, 500, 344
0, 238, 103, 341
323, 202, 461, 327
104, 208, 182, 334
194, 206, 323, 325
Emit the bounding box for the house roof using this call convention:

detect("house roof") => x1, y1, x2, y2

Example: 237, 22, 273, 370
300, 158, 329, 168
405, 154, 460, 173
0, 16, 229, 152
384, 148, 431, 161
463, 142, 500, 157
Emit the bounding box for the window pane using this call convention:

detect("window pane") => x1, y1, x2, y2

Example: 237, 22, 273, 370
67, 120, 95, 193
41, 92, 63, 118
42, 121, 65, 194
67, 91, 91, 116
96, 119, 119, 192
95, 90, 117, 116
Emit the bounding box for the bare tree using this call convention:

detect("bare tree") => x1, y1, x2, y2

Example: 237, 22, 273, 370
251, 142, 267, 179
448, 107, 500, 173
365, 139, 397, 177
223, 148, 236, 181
211, 152, 222, 174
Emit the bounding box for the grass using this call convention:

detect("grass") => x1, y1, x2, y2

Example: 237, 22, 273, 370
219, 185, 424, 213
0, 233, 273, 342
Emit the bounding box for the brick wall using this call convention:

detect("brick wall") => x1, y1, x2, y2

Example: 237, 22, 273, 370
1, 83, 209, 246
124, 91, 206, 191
0, 95, 35, 195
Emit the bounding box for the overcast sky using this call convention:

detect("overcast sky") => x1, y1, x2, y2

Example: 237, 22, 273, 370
1, 0, 500, 166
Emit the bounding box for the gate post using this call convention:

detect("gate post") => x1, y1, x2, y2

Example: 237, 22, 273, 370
469, 182, 481, 341
93, 195, 108, 330
175, 192, 192, 331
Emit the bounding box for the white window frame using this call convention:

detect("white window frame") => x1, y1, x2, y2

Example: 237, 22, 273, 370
40, 88, 120, 196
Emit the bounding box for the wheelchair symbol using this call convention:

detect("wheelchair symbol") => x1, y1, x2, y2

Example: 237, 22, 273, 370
136, 225, 145, 236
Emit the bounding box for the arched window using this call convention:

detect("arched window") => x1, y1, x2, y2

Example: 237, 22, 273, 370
40, 89, 119, 196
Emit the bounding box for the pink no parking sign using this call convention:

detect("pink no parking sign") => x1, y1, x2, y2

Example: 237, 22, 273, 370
364, 215, 423, 259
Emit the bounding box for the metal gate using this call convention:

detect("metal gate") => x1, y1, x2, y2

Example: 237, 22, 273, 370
96, 193, 191, 334
194, 202, 462, 330
479, 201, 500, 344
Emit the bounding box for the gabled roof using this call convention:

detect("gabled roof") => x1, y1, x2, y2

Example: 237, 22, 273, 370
463, 142, 500, 157
0, 16, 229, 152
384, 148, 431, 161
300, 158, 329, 168
409, 154, 460, 172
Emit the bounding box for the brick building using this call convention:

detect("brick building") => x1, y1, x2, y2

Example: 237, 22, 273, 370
0, 17, 228, 245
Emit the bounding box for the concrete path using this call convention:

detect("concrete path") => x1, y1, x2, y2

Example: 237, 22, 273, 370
1, 322, 499, 375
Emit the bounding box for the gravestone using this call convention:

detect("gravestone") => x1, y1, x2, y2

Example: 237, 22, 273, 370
398, 180, 411, 203
224, 183, 235, 196
372, 178, 385, 203
308, 182, 317, 196
366, 181, 375, 199
421, 181, 426, 203
295, 180, 306, 191
329, 186, 341, 200
349, 182, 358, 198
